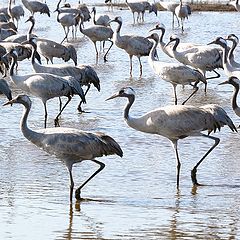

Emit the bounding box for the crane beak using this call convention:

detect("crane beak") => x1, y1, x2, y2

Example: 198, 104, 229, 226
219, 80, 229, 85
3, 99, 14, 106
105, 93, 119, 101
207, 40, 215, 45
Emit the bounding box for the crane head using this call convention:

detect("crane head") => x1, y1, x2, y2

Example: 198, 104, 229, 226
207, 37, 227, 48
219, 76, 240, 88
149, 23, 166, 32
106, 87, 135, 101
3, 94, 32, 107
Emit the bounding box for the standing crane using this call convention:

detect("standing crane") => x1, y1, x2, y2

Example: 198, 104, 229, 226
79, 14, 113, 62
3, 94, 123, 202
226, 34, 240, 69
8, 0, 25, 29
106, 87, 237, 187
24, 37, 101, 112
147, 33, 206, 105
91, 7, 111, 27
165, 35, 223, 91
219, 76, 240, 118
0, 78, 12, 101
109, 16, 153, 77
21, 0, 50, 17
125, 0, 151, 24
174, 0, 191, 32
158, 1, 179, 28
3, 49, 86, 128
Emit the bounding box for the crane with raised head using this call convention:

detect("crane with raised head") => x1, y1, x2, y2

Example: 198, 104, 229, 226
106, 86, 237, 187
3, 94, 123, 202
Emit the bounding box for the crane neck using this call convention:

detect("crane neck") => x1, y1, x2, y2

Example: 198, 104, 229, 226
30, 41, 37, 65
20, 101, 38, 143
9, 53, 17, 76
92, 9, 96, 24
149, 37, 158, 61
228, 40, 237, 62
28, 19, 35, 36
116, 20, 122, 34
159, 28, 165, 44
124, 95, 135, 120
171, 38, 180, 51
231, 81, 240, 113
8, 0, 12, 18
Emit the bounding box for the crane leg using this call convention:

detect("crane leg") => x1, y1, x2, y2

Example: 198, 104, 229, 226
138, 57, 142, 78
129, 55, 133, 78
171, 140, 181, 188
104, 40, 113, 62
44, 102, 48, 128
68, 168, 74, 203
55, 96, 72, 127
191, 134, 220, 186
77, 85, 90, 112
75, 160, 105, 200
173, 84, 178, 105
182, 82, 199, 105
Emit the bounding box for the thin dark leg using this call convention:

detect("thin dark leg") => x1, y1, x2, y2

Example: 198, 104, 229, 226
77, 85, 90, 112
138, 57, 142, 78
103, 40, 113, 62
191, 134, 220, 185
43, 102, 47, 128
173, 84, 178, 105
54, 96, 72, 127
171, 140, 181, 188
75, 160, 105, 200
182, 82, 199, 105
68, 168, 74, 203
129, 55, 133, 77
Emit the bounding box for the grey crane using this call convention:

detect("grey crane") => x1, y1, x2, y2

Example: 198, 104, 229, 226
149, 23, 201, 58
34, 37, 77, 65
165, 35, 223, 90
226, 34, 240, 69
7, 0, 25, 28
79, 15, 113, 62
106, 87, 237, 187
3, 49, 86, 128
25, 37, 100, 112
219, 76, 240, 118
56, 9, 80, 43
159, 0, 179, 28
109, 16, 153, 77
3, 15, 37, 43
147, 33, 206, 105
0, 78, 12, 101
21, 0, 50, 17
174, 0, 191, 32
91, 6, 110, 27
3, 94, 123, 202
208, 37, 240, 79
125, 0, 151, 24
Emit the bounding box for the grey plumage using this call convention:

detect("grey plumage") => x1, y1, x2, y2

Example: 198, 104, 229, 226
106, 86, 237, 187
4, 94, 123, 202
21, 0, 50, 17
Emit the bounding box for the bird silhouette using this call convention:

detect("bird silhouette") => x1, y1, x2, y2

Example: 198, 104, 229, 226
106, 87, 237, 187
3, 94, 123, 202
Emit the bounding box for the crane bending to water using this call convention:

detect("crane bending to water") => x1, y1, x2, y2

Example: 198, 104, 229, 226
3, 94, 123, 202
106, 87, 237, 187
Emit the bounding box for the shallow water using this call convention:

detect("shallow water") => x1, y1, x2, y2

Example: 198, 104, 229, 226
1, 1, 240, 239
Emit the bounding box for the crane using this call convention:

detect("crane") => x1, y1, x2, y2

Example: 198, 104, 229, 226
3, 94, 123, 202
158, 0, 179, 28
165, 35, 223, 91
208, 37, 240, 78
21, 0, 50, 17
7, 0, 25, 28
174, 0, 191, 32
24, 37, 101, 112
106, 86, 237, 187
219, 76, 240, 118
125, 0, 151, 24
109, 16, 153, 77
147, 33, 206, 105
79, 14, 113, 62
226, 34, 240, 69
0, 78, 12, 101
91, 6, 110, 27
3, 49, 86, 128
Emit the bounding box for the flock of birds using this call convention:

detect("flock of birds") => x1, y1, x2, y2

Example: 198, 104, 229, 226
0, 0, 240, 203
